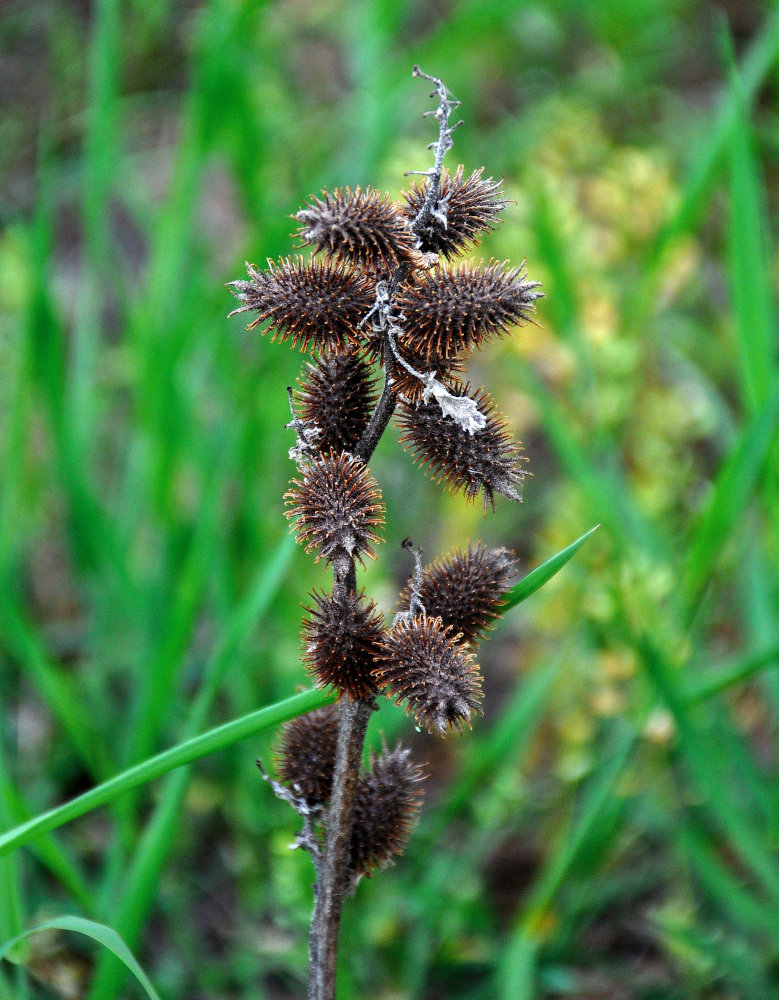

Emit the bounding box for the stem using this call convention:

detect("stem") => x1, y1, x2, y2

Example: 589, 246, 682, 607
302, 382, 392, 998
355, 359, 397, 463
307, 549, 372, 999
307, 697, 374, 1000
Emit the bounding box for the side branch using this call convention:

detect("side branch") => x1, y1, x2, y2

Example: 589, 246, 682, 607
408, 65, 463, 241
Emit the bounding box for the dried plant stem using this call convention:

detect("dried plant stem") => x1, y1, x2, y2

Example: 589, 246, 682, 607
307, 697, 374, 1000
355, 360, 397, 463
408, 65, 463, 242
307, 548, 374, 1000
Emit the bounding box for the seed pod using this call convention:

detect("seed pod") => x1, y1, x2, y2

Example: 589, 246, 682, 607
275, 705, 339, 806
402, 165, 510, 258
294, 187, 419, 273
295, 350, 378, 454
373, 615, 483, 736
398, 544, 517, 644
397, 383, 527, 510
396, 261, 543, 362
227, 257, 374, 353
301, 588, 385, 700
285, 451, 384, 566
349, 743, 424, 875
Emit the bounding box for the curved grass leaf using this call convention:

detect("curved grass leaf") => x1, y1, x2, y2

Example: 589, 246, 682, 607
0, 916, 161, 1000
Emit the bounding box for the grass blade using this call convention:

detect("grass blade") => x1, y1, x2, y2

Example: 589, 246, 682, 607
0, 687, 331, 860
685, 643, 779, 705
679, 821, 779, 939
425, 659, 561, 840
0, 785, 92, 913
727, 68, 777, 415
641, 7, 779, 280
2, 602, 112, 781
682, 387, 779, 618
640, 638, 779, 910
0, 917, 161, 1000
497, 727, 635, 1000
503, 525, 599, 611
87, 532, 307, 998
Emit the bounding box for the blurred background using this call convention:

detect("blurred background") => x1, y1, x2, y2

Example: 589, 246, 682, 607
1, 1, 779, 998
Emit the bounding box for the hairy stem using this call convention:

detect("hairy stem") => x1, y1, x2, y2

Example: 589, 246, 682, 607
307, 549, 371, 1000
355, 360, 397, 463
307, 696, 374, 1000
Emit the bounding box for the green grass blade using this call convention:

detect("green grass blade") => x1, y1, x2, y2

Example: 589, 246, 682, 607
740, 536, 779, 716
679, 821, 779, 939
685, 643, 779, 705
524, 368, 663, 556
527, 179, 597, 403
20, 162, 138, 612
682, 386, 779, 618
0, 917, 161, 1000
640, 638, 779, 909
398, 657, 563, 1000
498, 728, 636, 1000
1, 784, 92, 913
503, 525, 599, 611
643, 7, 779, 271
191, 532, 299, 709
727, 69, 777, 415
0, 687, 331, 860
724, 46, 779, 565
653, 911, 774, 998
126, 436, 239, 768
528, 181, 582, 347
619, 9, 779, 343
0, 233, 32, 573
497, 934, 538, 1000
70, 0, 121, 448
0, 733, 24, 957
515, 729, 634, 934
2, 601, 112, 781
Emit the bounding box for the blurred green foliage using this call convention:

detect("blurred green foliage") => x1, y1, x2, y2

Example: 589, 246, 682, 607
1, 1, 779, 998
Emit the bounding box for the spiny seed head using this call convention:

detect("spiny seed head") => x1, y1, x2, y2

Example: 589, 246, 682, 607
301, 588, 386, 700
399, 544, 518, 644
226, 257, 374, 353
397, 384, 528, 511
295, 350, 378, 454
349, 743, 425, 875
294, 187, 420, 273
396, 261, 544, 362
373, 616, 483, 736
403, 165, 510, 259
274, 705, 339, 806
284, 451, 384, 565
